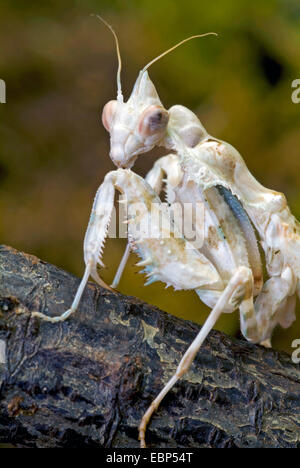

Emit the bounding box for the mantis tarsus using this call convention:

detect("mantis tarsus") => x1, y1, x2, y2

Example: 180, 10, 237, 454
32, 18, 300, 447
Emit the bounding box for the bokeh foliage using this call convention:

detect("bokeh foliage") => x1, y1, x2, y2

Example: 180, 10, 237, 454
0, 0, 300, 352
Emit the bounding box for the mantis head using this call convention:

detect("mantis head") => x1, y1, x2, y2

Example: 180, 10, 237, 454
102, 71, 169, 168
96, 15, 217, 168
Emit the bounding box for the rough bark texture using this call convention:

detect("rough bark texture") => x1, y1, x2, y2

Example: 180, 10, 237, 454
0, 245, 300, 448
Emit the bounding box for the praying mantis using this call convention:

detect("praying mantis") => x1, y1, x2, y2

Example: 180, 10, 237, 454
32, 18, 300, 447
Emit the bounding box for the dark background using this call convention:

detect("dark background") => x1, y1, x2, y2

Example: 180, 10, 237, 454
1, 0, 300, 352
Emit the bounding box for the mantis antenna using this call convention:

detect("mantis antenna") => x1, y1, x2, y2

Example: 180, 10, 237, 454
142, 32, 218, 73
91, 14, 123, 102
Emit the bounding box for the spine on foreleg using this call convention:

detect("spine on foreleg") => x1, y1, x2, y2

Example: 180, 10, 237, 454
112, 169, 223, 292
84, 172, 116, 283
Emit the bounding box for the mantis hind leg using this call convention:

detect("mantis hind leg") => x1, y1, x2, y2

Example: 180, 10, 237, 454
139, 266, 253, 448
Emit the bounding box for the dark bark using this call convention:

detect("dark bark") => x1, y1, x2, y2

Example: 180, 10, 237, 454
0, 245, 300, 448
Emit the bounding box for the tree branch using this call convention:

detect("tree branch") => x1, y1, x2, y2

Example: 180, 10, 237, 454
0, 245, 300, 448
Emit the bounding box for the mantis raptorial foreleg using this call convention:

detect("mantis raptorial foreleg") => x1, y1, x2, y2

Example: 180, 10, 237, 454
32, 173, 116, 323
111, 154, 183, 288
33, 168, 222, 323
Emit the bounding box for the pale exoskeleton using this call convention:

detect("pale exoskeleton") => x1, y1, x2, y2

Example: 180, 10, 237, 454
32, 19, 299, 447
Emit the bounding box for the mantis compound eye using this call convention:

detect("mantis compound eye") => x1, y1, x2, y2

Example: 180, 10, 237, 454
102, 100, 118, 132
138, 105, 169, 137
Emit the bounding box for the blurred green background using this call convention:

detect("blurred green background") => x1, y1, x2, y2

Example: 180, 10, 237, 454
0, 0, 300, 353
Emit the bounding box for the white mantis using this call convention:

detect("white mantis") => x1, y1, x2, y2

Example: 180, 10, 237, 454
32, 18, 300, 448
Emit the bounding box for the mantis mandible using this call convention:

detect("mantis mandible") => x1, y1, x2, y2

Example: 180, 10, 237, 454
32, 18, 299, 447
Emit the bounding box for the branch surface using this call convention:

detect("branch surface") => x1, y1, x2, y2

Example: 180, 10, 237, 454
0, 245, 300, 448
